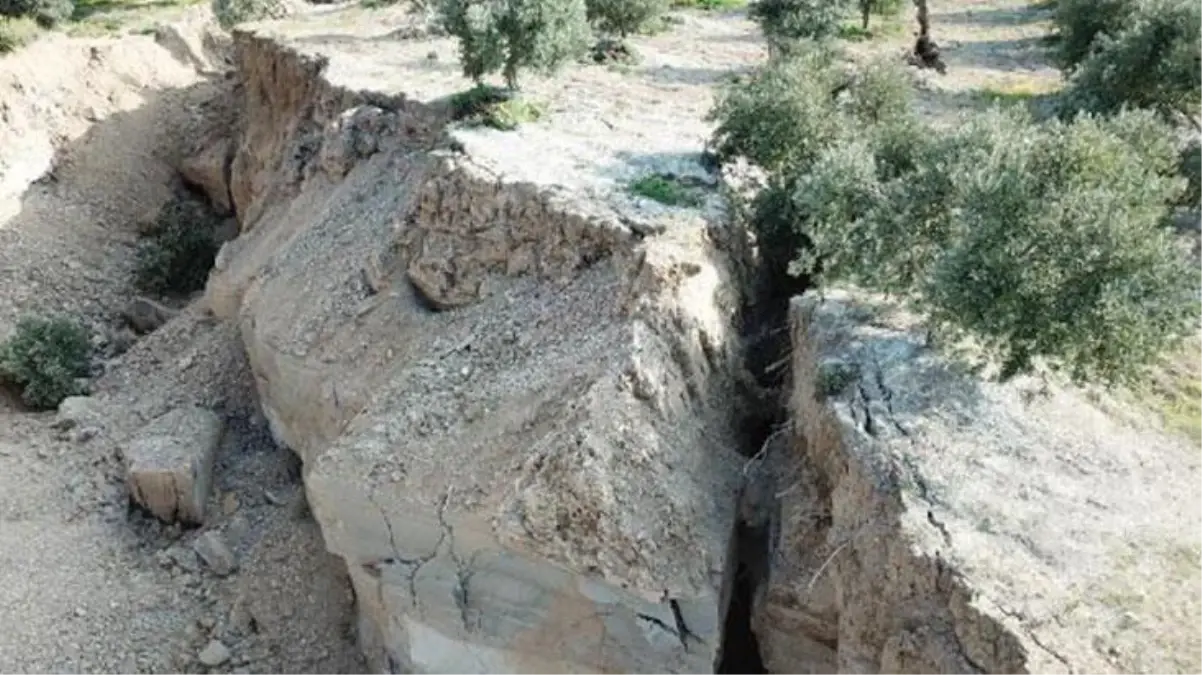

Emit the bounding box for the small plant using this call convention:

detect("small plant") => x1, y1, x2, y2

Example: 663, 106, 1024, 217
817, 359, 861, 398
449, 84, 545, 129
0, 314, 91, 409
628, 173, 706, 206
0, 16, 38, 52
588, 36, 641, 64
133, 195, 220, 296
438, 0, 591, 90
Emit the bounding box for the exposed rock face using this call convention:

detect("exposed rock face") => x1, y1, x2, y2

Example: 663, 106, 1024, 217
753, 290, 1202, 674
125, 406, 224, 525
208, 24, 750, 674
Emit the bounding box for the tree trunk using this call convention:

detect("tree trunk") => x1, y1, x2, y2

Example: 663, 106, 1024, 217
914, 0, 930, 40
860, 0, 871, 30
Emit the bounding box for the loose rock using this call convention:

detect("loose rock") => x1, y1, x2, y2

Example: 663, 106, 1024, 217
193, 530, 238, 577
198, 639, 231, 667
122, 296, 179, 335
125, 406, 224, 525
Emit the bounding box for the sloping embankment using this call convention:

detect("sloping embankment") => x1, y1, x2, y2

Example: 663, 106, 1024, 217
205, 22, 752, 673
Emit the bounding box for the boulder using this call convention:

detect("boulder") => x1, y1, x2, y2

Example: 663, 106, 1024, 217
125, 406, 224, 525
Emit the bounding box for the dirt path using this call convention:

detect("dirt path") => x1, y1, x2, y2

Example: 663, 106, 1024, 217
0, 21, 363, 675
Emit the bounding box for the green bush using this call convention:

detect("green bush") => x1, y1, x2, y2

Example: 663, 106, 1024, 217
1059, 0, 1200, 121
924, 110, 1196, 384
133, 196, 220, 296
1051, 0, 1132, 72
628, 173, 705, 206
586, 0, 667, 38
748, 0, 852, 49
0, 0, 73, 26
439, 0, 591, 90
210, 0, 292, 30
780, 105, 1198, 385
0, 315, 91, 409
706, 42, 849, 172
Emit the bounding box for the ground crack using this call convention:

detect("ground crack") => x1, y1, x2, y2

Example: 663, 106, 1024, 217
364, 490, 450, 615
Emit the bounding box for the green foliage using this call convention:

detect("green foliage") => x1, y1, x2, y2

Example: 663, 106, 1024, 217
438, 0, 590, 90
817, 359, 861, 397
706, 42, 848, 172
449, 84, 545, 128
628, 173, 705, 206
706, 45, 913, 171
133, 196, 220, 296
1179, 139, 1200, 207
1059, 0, 1200, 121
0, 0, 73, 26
786, 105, 1197, 385
586, 0, 667, 38
1051, 0, 1132, 72
210, 0, 291, 30
748, 0, 853, 48
0, 16, 38, 52
0, 315, 91, 409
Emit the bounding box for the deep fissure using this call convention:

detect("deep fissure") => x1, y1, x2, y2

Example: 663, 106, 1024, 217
715, 252, 807, 674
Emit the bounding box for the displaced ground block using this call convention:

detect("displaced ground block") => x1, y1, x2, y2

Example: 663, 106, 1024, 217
125, 406, 224, 525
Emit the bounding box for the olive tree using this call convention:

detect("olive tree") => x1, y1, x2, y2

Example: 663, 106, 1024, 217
1060, 0, 1200, 123
709, 51, 1199, 386
586, 0, 667, 38
748, 0, 853, 51
439, 0, 590, 90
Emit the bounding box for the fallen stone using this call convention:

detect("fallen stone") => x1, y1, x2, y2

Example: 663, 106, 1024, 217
54, 396, 109, 431
198, 639, 231, 667
124, 406, 224, 525
121, 296, 179, 335
193, 530, 238, 577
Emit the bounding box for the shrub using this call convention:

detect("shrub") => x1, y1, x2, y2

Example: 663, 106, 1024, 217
628, 173, 705, 206
1051, 0, 1132, 72
449, 84, 545, 129
748, 0, 853, 48
586, 0, 667, 38
439, 0, 590, 90
0, 16, 38, 52
706, 42, 849, 172
210, 0, 292, 30
0, 314, 91, 409
1059, 0, 1200, 121
133, 196, 220, 295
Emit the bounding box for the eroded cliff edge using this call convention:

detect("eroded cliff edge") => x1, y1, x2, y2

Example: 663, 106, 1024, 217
204, 18, 753, 673
751, 290, 1201, 674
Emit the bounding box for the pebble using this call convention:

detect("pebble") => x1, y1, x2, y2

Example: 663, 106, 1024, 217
192, 531, 238, 576
198, 639, 231, 667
